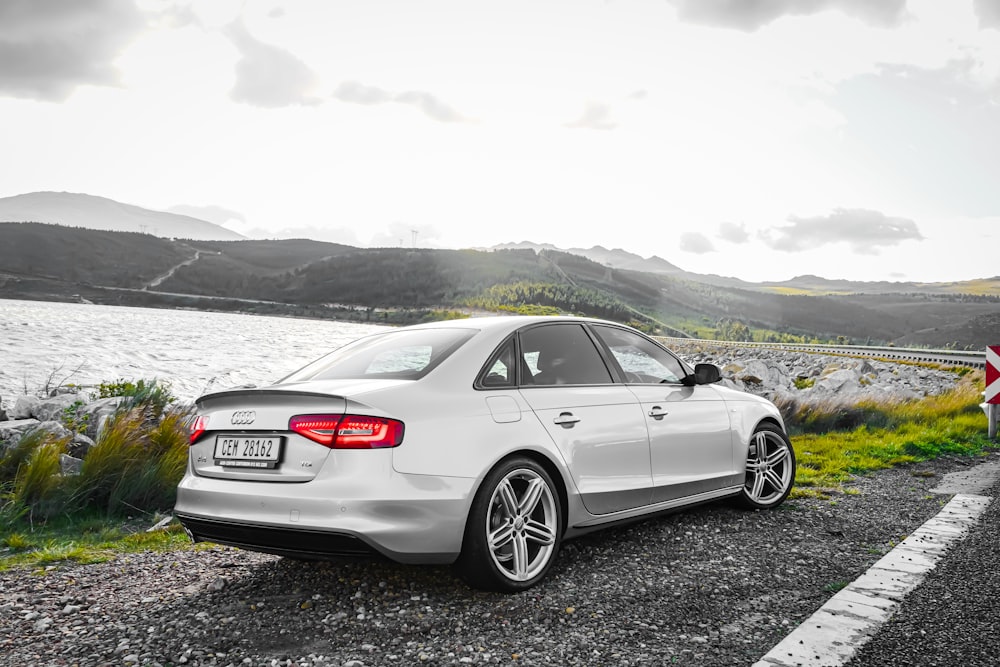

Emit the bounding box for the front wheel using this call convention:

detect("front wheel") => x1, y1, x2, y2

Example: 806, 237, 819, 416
739, 424, 796, 509
456, 457, 562, 592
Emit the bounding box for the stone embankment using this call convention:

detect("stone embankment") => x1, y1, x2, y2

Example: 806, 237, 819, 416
671, 342, 963, 403
0, 388, 126, 473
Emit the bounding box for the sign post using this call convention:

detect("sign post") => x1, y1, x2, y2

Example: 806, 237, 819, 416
987, 346, 1000, 440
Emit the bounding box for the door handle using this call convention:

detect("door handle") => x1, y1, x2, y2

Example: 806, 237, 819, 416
648, 406, 669, 420
553, 412, 580, 428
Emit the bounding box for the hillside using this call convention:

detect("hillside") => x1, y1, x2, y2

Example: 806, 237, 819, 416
0, 191, 244, 241
1, 223, 996, 348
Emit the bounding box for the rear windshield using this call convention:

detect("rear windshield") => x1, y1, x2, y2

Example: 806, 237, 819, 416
280, 328, 477, 382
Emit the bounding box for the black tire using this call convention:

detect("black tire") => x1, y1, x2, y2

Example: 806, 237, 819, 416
738, 423, 796, 510
455, 457, 562, 592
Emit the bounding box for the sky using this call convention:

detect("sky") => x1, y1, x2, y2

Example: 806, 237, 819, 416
1, 0, 999, 284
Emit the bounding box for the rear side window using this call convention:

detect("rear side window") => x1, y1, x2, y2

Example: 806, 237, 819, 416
519, 323, 613, 386
478, 337, 517, 388
282, 328, 476, 382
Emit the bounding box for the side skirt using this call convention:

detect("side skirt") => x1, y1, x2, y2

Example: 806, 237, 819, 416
568, 485, 743, 533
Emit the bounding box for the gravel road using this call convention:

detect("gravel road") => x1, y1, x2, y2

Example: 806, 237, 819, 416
1, 454, 995, 667
844, 473, 1000, 667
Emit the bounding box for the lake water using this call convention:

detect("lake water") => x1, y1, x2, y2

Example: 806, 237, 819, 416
0, 299, 387, 408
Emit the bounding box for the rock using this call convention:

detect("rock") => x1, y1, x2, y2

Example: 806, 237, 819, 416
0, 419, 41, 449
50, 385, 85, 397
60, 453, 83, 476
11, 395, 40, 420
68, 432, 96, 458
28, 420, 74, 442
79, 396, 125, 440
812, 368, 860, 394
34, 392, 89, 423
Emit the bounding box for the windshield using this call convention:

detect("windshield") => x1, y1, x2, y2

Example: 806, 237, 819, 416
280, 327, 477, 382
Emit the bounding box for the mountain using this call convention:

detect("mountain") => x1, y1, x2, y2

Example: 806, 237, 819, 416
0, 192, 245, 241
492, 242, 1000, 298
490, 241, 684, 275
3, 223, 998, 348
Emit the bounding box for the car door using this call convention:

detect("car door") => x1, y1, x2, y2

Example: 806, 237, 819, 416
517, 323, 652, 515
591, 325, 740, 504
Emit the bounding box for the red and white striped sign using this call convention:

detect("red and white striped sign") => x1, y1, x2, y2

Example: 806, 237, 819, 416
987, 345, 1000, 404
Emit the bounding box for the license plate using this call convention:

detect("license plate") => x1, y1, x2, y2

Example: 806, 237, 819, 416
214, 435, 283, 468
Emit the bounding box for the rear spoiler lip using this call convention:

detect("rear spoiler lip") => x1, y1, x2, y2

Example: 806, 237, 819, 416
195, 387, 339, 407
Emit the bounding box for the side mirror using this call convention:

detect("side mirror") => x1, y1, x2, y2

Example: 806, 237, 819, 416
682, 363, 722, 386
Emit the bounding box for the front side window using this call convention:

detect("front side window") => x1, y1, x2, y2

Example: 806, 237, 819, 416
592, 325, 687, 384
519, 323, 613, 386
282, 328, 476, 382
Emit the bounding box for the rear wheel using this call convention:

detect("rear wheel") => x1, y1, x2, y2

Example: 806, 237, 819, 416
739, 424, 795, 509
456, 457, 562, 592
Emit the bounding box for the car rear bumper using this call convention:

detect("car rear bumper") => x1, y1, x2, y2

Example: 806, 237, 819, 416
174, 466, 476, 564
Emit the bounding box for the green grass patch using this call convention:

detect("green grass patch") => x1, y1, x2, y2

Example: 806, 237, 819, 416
0, 514, 191, 571
785, 376, 993, 496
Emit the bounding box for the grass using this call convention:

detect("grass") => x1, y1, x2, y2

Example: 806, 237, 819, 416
781, 374, 993, 497
0, 513, 194, 571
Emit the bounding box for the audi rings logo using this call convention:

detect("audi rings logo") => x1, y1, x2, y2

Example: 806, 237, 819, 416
230, 410, 257, 425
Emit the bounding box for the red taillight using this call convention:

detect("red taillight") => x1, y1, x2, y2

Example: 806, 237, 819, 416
288, 415, 340, 447
189, 415, 209, 444
289, 414, 404, 449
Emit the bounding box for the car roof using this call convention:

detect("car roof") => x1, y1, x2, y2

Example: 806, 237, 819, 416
402, 314, 618, 334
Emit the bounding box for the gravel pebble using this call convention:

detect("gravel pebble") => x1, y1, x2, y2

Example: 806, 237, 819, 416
3, 454, 996, 666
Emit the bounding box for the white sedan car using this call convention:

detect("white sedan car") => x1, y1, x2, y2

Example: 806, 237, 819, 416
175, 315, 795, 591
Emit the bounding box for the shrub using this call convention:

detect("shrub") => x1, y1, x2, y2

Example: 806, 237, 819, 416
13, 440, 68, 522
0, 378, 190, 527
75, 407, 189, 516
96, 378, 175, 419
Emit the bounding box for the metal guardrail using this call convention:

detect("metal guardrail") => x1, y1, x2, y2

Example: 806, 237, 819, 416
652, 337, 988, 370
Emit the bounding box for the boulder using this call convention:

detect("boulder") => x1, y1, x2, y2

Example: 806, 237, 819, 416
60, 453, 83, 476
28, 420, 74, 442
812, 368, 861, 395
68, 433, 96, 459
11, 395, 41, 420
34, 393, 89, 423
79, 396, 125, 440
0, 418, 41, 450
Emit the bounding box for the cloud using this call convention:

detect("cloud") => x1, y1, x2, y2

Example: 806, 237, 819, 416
762, 208, 924, 254
332, 80, 394, 106
224, 19, 321, 108
974, 0, 1000, 30
666, 0, 908, 32
718, 222, 750, 244
395, 90, 466, 123
680, 232, 716, 254
332, 79, 468, 123
565, 101, 617, 131
0, 0, 146, 102
165, 204, 246, 226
